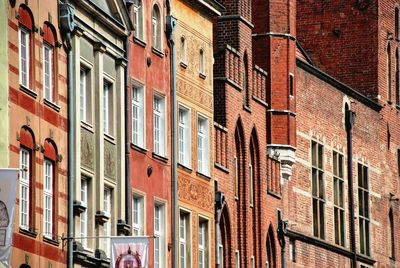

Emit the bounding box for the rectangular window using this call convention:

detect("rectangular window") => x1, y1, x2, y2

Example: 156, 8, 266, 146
133, 0, 143, 39
234, 156, 238, 198
43, 159, 53, 238
197, 116, 209, 175
235, 250, 240, 268
43, 44, 52, 101
80, 177, 88, 248
103, 81, 114, 136
289, 74, 294, 96
154, 203, 165, 268
333, 151, 345, 246
178, 107, 191, 168
358, 163, 370, 256
198, 219, 208, 268
199, 49, 205, 74
311, 141, 325, 239
80, 67, 92, 124
19, 27, 30, 88
179, 212, 190, 268
103, 187, 112, 256
249, 164, 254, 206
132, 195, 144, 236
19, 148, 30, 229
132, 85, 145, 147
153, 95, 165, 156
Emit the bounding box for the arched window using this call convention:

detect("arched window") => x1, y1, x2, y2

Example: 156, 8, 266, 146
266, 225, 276, 268
152, 5, 161, 50
133, 0, 143, 40
19, 126, 35, 231
199, 49, 205, 75
395, 7, 399, 39
388, 43, 392, 102
43, 139, 58, 239
43, 22, 57, 103
389, 208, 395, 259
18, 5, 34, 89
243, 53, 249, 107
180, 36, 187, 64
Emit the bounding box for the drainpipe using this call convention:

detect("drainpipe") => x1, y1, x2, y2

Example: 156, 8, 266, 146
166, 14, 178, 268
124, 0, 133, 233
59, 2, 75, 268
345, 106, 357, 268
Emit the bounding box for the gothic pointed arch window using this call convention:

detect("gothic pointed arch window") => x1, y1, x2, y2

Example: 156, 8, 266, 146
218, 206, 232, 268
18, 5, 34, 89
388, 43, 392, 102
266, 225, 276, 268
19, 126, 36, 231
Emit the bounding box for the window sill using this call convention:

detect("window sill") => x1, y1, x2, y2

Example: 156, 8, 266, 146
104, 133, 115, 144
43, 235, 60, 246
133, 37, 146, 48
267, 190, 282, 199
252, 95, 268, 108
178, 163, 192, 173
199, 72, 206, 80
19, 227, 38, 238
80, 121, 94, 132
44, 98, 61, 112
214, 162, 229, 173
180, 61, 188, 69
243, 104, 252, 113
131, 143, 148, 154
152, 47, 164, 58
20, 84, 37, 99
196, 171, 211, 181
152, 152, 168, 163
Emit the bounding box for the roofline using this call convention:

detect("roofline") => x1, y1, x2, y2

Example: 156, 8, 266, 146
296, 58, 382, 112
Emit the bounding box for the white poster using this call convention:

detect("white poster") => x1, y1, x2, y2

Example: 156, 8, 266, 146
111, 236, 149, 268
0, 169, 19, 267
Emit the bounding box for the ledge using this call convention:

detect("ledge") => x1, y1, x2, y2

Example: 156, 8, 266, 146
131, 143, 148, 154
20, 85, 37, 99
180, 61, 188, 69
44, 99, 61, 112
152, 47, 164, 58
73, 200, 86, 215
95, 211, 110, 225
117, 219, 131, 235
152, 152, 168, 164
133, 37, 146, 48
199, 72, 206, 80
243, 104, 251, 113
214, 162, 229, 173
43, 235, 60, 246
196, 171, 211, 181
214, 77, 242, 92
267, 190, 282, 199
19, 227, 38, 238
178, 163, 192, 174
286, 229, 376, 266
252, 95, 268, 108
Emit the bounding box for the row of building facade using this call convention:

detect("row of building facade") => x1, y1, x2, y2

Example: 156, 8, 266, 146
1, 0, 400, 267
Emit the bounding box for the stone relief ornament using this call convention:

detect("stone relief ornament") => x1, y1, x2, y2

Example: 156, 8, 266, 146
81, 128, 94, 170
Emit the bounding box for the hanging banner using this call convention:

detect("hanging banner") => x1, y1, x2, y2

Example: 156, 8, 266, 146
111, 236, 149, 268
0, 169, 19, 267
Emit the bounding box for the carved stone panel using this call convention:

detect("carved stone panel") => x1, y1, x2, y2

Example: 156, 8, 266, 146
104, 140, 116, 180
177, 79, 213, 110
81, 127, 94, 171
178, 175, 213, 212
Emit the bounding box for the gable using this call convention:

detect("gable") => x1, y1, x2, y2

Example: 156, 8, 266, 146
90, 0, 122, 22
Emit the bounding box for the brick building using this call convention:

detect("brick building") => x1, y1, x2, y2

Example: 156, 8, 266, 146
128, 0, 172, 266
213, 0, 295, 267
5, 0, 69, 266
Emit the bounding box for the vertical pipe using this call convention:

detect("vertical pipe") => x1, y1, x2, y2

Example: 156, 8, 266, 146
345, 107, 357, 268
166, 15, 178, 268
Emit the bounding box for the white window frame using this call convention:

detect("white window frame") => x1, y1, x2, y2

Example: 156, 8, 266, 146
178, 106, 191, 168
103, 79, 114, 136
133, 0, 144, 40
103, 187, 112, 256
43, 159, 53, 238
132, 85, 145, 148
132, 195, 145, 236
80, 177, 88, 248
197, 116, 209, 176
153, 94, 166, 156
19, 148, 30, 229
179, 211, 191, 268
19, 27, 30, 88
80, 66, 93, 124
198, 219, 208, 268
154, 202, 165, 268
43, 44, 53, 101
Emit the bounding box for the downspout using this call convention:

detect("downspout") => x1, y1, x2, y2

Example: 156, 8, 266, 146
59, 2, 75, 268
345, 106, 357, 268
166, 15, 178, 268
124, 0, 133, 232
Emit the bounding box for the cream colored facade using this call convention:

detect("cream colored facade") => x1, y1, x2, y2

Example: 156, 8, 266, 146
172, 0, 222, 267
69, 1, 131, 266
